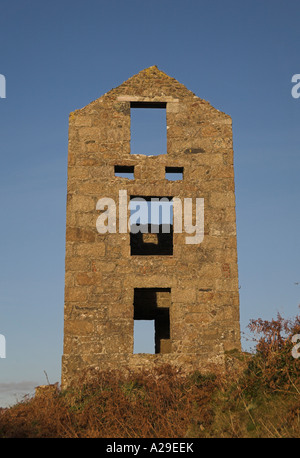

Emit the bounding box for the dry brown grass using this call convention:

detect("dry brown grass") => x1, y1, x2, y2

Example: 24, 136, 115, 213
1, 312, 300, 438
0, 365, 217, 438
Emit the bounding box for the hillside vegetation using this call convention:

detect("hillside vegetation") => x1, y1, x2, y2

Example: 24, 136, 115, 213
1, 313, 300, 438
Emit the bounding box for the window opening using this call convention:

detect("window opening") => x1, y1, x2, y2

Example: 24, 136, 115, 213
130, 196, 173, 255
165, 166, 183, 181
115, 165, 134, 179
133, 288, 171, 354
130, 102, 167, 156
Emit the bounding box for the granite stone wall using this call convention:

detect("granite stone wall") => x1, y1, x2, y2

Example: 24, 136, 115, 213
61, 66, 241, 388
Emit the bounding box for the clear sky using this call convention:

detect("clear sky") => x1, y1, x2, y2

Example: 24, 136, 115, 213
0, 0, 299, 407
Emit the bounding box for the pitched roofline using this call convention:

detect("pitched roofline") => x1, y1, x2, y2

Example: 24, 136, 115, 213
70, 66, 230, 119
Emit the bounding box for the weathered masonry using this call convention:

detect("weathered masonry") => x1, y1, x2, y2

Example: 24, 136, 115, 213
61, 66, 241, 387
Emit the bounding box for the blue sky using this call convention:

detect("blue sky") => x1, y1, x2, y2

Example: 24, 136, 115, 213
0, 0, 299, 407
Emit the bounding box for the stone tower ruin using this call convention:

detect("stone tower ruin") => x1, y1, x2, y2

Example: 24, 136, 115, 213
61, 66, 241, 387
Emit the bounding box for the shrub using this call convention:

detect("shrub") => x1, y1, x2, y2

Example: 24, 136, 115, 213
242, 312, 300, 396
1, 312, 300, 438
0, 365, 218, 438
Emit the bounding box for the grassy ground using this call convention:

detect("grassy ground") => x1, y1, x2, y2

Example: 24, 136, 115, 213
1, 313, 300, 438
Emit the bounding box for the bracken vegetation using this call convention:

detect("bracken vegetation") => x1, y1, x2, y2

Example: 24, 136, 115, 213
1, 313, 300, 438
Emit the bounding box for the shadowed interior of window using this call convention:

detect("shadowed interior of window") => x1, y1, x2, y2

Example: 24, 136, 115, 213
130, 196, 173, 255
133, 288, 171, 354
